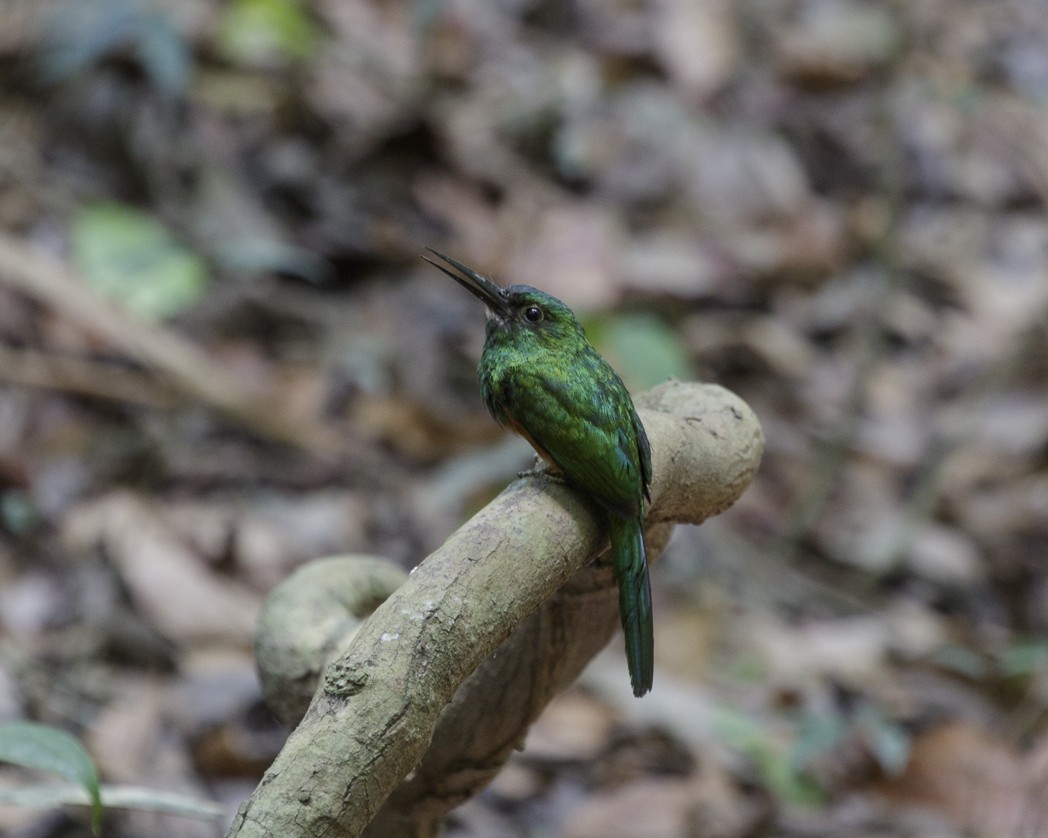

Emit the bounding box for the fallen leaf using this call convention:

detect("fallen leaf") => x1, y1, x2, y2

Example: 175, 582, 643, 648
62, 494, 260, 646
873, 721, 1048, 836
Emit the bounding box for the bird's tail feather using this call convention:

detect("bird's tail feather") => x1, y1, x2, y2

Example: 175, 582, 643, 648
609, 516, 654, 697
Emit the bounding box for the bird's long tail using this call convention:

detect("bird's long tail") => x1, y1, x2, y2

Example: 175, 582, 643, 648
609, 515, 654, 696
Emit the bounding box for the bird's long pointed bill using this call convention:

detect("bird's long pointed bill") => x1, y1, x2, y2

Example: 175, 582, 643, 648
422, 249, 511, 317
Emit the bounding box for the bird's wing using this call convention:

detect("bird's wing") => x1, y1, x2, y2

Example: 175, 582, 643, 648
632, 404, 652, 502
500, 366, 646, 518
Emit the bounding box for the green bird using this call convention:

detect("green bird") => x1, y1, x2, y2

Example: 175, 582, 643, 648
423, 249, 654, 697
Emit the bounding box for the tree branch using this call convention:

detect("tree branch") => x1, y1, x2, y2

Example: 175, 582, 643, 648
231, 381, 763, 837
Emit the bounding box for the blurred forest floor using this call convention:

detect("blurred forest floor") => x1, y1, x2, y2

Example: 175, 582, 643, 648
1, 0, 1048, 836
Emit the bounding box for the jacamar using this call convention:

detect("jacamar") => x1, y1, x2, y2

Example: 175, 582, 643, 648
423, 249, 654, 697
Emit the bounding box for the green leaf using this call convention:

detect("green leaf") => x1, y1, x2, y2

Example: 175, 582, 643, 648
216, 0, 318, 65
855, 703, 910, 776
0, 722, 103, 834
72, 202, 207, 320
713, 706, 823, 806
592, 313, 692, 391
1000, 638, 1048, 677
791, 710, 847, 769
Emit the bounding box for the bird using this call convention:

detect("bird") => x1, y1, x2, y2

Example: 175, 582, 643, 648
422, 248, 654, 696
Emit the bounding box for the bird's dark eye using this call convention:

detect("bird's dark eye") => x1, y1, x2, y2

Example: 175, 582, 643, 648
523, 305, 543, 323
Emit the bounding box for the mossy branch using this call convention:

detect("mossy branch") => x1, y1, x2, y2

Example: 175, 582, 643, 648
228, 381, 763, 838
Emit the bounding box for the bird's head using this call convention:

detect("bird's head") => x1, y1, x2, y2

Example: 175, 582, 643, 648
423, 249, 585, 350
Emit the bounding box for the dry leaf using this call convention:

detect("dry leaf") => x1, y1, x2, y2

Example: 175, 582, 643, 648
874, 722, 1048, 836
62, 494, 260, 646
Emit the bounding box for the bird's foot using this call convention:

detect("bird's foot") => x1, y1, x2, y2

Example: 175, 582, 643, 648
517, 464, 566, 483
